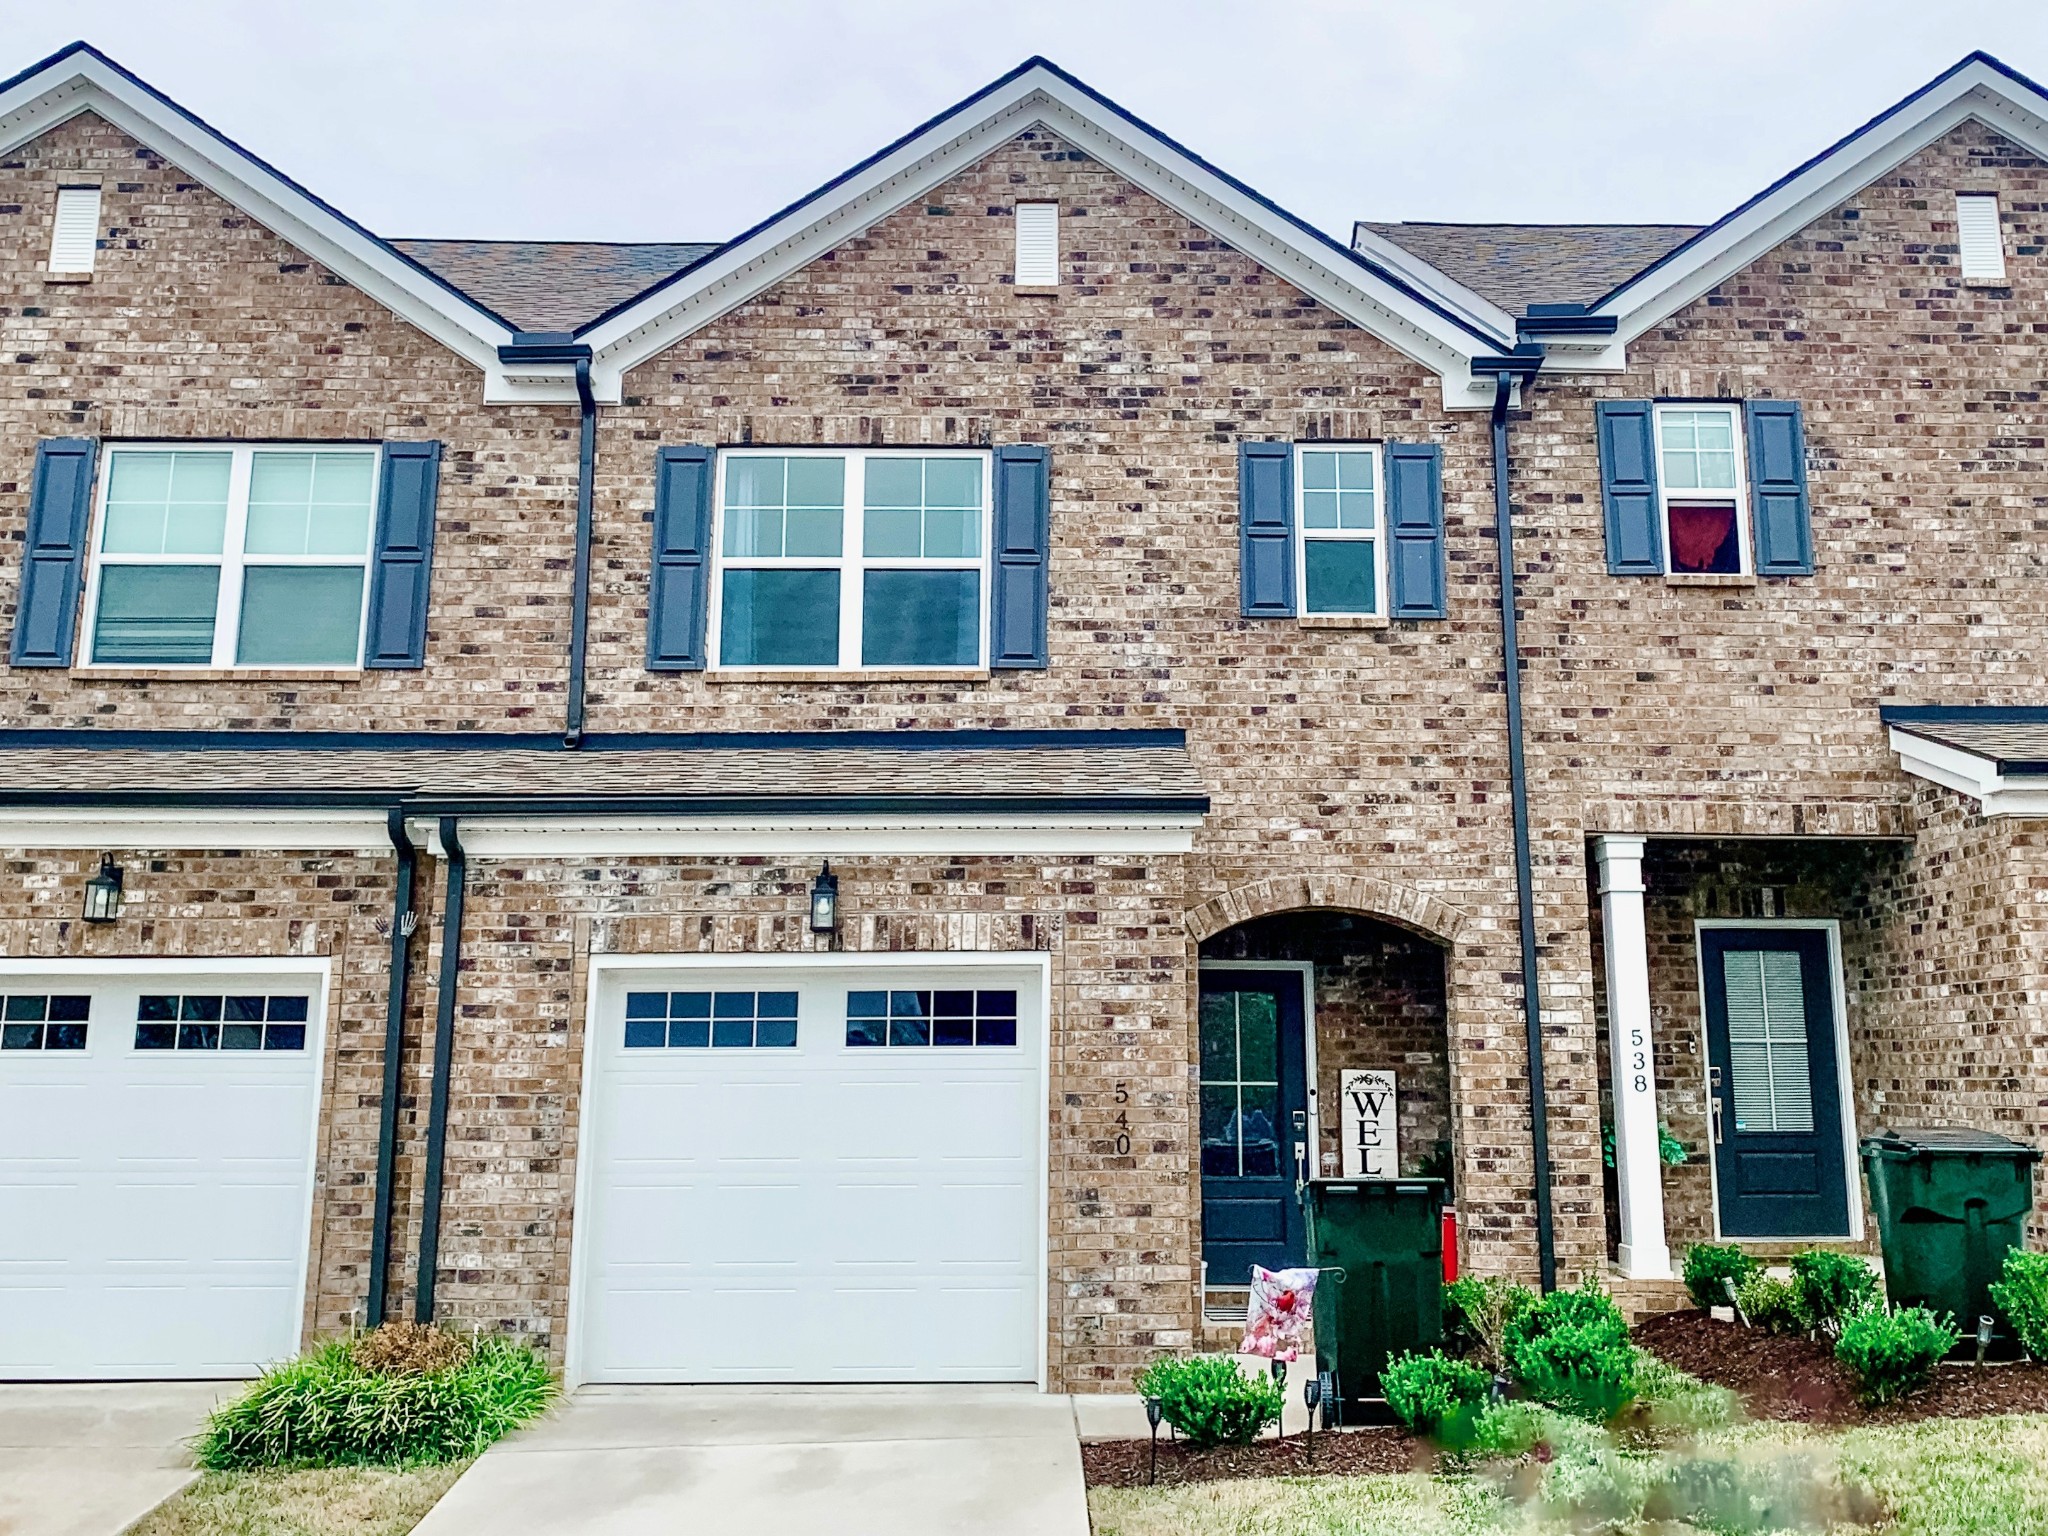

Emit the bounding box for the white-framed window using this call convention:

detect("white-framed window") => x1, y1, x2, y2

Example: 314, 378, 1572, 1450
49, 185, 101, 273
1015, 202, 1059, 286
1294, 443, 1386, 616
709, 448, 990, 670
1956, 192, 2007, 283
1652, 403, 1751, 576
84, 443, 379, 668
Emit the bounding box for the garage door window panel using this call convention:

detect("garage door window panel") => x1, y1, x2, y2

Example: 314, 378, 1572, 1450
845, 988, 1017, 1047
135, 994, 309, 1051
1, 994, 89, 1051
624, 990, 797, 1048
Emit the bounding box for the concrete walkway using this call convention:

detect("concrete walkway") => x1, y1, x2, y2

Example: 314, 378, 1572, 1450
412, 1385, 1089, 1536
0, 1383, 226, 1536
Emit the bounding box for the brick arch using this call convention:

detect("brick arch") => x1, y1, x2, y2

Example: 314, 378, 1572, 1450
1184, 873, 1471, 947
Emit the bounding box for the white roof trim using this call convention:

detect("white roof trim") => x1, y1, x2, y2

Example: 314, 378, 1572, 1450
1598, 56, 2048, 345
1889, 726, 2048, 817
1347, 221, 1520, 341
0, 45, 540, 397
577, 62, 1515, 410
0, 807, 392, 853
409, 811, 1202, 859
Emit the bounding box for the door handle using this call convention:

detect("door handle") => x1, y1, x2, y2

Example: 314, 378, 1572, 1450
1710, 1097, 1725, 1146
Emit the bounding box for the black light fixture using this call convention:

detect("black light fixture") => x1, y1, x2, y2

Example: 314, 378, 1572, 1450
1143, 1396, 1164, 1484
808, 862, 839, 934
1303, 1373, 1323, 1464
82, 856, 124, 924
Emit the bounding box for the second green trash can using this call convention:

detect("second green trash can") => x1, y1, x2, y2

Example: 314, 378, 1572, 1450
1305, 1178, 1445, 1424
1862, 1127, 2040, 1355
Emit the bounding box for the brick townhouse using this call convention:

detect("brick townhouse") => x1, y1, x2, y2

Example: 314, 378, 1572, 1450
1, 40, 2045, 1390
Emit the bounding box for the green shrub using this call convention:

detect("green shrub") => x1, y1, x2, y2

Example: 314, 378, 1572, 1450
1734, 1271, 1803, 1335
1631, 1352, 1741, 1432
196, 1331, 556, 1468
1681, 1243, 1759, 1310
1835, 1306, 1959, 1405
1381, 1350, 1492, 1446
1990, 1248, 2048, 1359
1133, 1355, 1283, 1447
1505, 1284, 1638, 1422
1788, 1249, 1880, 1336
1443, 1274, 1538, 1374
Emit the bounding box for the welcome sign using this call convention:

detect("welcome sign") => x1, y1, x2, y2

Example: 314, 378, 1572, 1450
1339, 1069, 1399, 1178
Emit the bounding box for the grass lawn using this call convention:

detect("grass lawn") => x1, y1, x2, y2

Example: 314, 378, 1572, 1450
1089, 1413, 2048, 1536
123, 1463, 469, 1536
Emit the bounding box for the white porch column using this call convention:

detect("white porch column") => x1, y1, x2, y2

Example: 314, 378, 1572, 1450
1595, 835, 1672, 1279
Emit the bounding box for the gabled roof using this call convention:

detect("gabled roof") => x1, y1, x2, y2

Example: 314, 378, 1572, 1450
390, 240, 722, 332
1354, 223, 1702, 317
1589, 51, 2048, 343
564, 56, 1519, 409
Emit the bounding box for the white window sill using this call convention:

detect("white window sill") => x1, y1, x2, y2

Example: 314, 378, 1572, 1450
1664, 572, 1757, 588
705, 668, 992, 685
1299, 613, 1389, 629
73, 667, 366, 681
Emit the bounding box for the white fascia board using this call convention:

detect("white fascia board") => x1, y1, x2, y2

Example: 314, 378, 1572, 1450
406, 812, 1202, 860
1348, 222, 1520, 341
1599, 62, 2048, 345
1889, 726, 2048, 818
580, 67, 1514, 410
0, 807, 392, 853
0, 49, 526, 392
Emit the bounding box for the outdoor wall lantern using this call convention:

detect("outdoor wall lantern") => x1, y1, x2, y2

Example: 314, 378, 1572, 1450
82, 857, 125, 924
809, 862, 839, 934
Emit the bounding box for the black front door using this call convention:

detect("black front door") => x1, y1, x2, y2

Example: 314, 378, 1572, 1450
1199, 969, 1308, 1284
1701, 927, 1852, 1238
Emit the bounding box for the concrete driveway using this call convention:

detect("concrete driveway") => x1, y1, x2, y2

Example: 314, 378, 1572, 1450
412, 1385, 1089, 1536
0, 1383, 226, 1536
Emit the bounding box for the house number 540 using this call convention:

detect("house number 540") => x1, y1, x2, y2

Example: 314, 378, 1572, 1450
1112, 1081, 1131, 1156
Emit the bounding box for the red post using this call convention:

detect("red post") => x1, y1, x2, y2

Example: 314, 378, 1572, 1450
1441, 1205, 1459, 1283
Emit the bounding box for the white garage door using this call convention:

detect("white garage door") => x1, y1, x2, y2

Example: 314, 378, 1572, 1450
0, 967, 325, 1379
575, 961, 1044, 1384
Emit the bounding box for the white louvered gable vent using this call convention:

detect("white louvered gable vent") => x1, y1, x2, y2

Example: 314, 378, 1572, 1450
1015, 202, 1059, 286
49, 186, 102, 274
1956, 192, 2006, 283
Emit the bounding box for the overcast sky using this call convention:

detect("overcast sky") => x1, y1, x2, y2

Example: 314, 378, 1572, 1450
29, 1, 2048, 243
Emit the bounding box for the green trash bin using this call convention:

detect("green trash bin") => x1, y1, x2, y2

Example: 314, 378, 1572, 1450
1304, 1178, 1445, 1425
1861, 1127, 2041, 1355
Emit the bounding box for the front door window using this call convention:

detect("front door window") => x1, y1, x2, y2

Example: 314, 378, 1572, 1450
1701, 928, 1851, 1238
1198, 970, 1308, 1285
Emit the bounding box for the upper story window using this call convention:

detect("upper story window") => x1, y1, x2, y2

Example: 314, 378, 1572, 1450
1652, 405, 1750, 576
711, 448, 989, 670
1295, 444, 1385, 616
85, 444, 378, 668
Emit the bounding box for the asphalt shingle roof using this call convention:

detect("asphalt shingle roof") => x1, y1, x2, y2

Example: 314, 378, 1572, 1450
1356, 222, 1704, 316
390, 240, 722, 332
1886, 713, 2048, 774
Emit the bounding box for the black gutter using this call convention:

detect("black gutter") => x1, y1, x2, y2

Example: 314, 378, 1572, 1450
414, 817, 466, 1323
1475, 354, 1557, 1292
366, 809, 416, 1328
566, 355, 598, 747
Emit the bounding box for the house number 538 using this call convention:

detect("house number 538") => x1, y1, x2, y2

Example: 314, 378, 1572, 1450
1630, 1028, 1649, 1095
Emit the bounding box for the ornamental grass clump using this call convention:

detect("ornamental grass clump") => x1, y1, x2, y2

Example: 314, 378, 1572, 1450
195, 1326, 556, 1469
1133, 1354, 1283, 1447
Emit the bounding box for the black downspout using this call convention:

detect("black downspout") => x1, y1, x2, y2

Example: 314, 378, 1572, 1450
414, 815, 465, 1322
1489, 365, 1558, 1292
366, 808, 416, 1328
565, 356, 597, 748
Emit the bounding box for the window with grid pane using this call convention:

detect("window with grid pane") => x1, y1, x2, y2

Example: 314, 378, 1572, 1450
87, 444, 377, 668
844, 989, 1017, 1047
1295, 446, 1382, 615
133, 994, 309, 1052
712, 450, 988, 670
1721, 949, 1814, 1133
1198, 989, 1281, 1177
1653, 405, 1748, 575
623, 990, 798, 1048
0, 994, 89, 1051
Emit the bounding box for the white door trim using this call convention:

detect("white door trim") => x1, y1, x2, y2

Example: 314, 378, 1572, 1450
1693, 919, 1862, 1243
0, 953, 333, 1376
566, 949, 1053, 1390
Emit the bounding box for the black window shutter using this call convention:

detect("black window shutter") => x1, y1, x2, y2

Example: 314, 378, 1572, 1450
1746, 399, 1814, 576
1595, 401, 1664, 575
9, 437, 96, 668
1239, 440, 1295, 617
1385, 441, 1446, 619
363, 440, 442, 669
647, 445, 714, 670
989, 444, 1050, 669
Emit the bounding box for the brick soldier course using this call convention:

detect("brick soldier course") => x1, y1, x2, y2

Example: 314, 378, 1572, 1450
5, 44, 2048, 1385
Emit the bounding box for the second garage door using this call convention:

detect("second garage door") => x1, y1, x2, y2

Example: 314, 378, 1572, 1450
573, 960, 1045, 1384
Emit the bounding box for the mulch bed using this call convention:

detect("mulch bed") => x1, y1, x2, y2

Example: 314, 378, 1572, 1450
1082, 1425, 1423, 1488
1633, 1307, 2048, 1425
